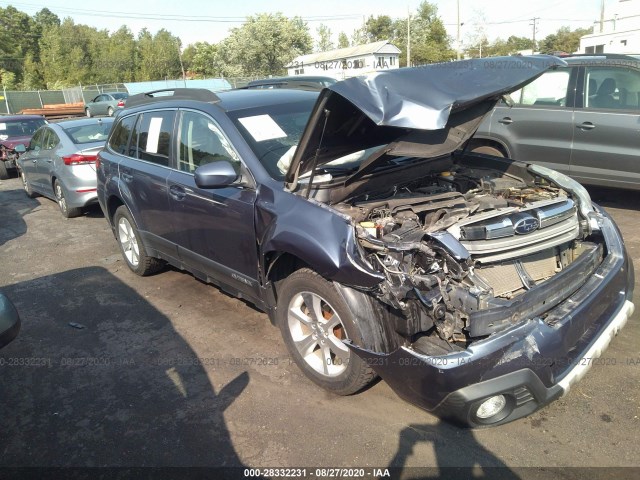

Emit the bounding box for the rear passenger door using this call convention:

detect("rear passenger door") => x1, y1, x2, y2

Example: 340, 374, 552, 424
570, 66, 640, 188
118, 109, 178, 258
166, 109, 259, 294
484, 67, 576, 175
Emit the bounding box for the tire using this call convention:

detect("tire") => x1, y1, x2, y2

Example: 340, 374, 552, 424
471, 145, 505, 158
107, 107, 114, 117
85, 108, 92, 118
20, 169, 38, 198
113, 205, 164, 276
54, 179, 82, 218
0, 161, 8, 180
276, 268, 376, 395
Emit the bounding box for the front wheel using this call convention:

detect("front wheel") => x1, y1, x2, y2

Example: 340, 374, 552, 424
54, 180, 81, 218
276, 269, 376, 395
20, 169, 37, 198
85, 108, 92, 118
113, 205, 164, 276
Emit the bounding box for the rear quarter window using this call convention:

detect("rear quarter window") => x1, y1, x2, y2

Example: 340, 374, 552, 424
108, 116, 137, 155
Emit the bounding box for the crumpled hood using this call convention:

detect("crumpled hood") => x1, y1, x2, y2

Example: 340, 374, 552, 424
285, 55, 566, 184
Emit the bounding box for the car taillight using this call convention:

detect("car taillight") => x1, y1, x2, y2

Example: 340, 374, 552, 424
95, 156, 101, 169
63, 154, 97, 166
117, 100, 125, 107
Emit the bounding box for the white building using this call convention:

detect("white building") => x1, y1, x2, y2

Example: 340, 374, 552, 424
286, 40, 401, 79
580, 0, 640, 54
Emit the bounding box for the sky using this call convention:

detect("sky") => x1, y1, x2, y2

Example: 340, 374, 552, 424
0, 0, 622, 48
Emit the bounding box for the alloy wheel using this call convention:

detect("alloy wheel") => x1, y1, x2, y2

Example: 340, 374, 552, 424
118, 216, 140, 267
287, 291, 350, 377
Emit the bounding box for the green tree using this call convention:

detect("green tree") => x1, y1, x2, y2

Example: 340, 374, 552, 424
394, 1, 454, 66
350, 27, 367, 46
337, 32, 350, 49
33, 7, 60, 29
218, 13, 312, 76
364, 15, 394, 42
136, 28, 182, 81
0, 6, 39, 86
539, 26, 592, 55
183, 42, 221, 77
316, 24, 334, 52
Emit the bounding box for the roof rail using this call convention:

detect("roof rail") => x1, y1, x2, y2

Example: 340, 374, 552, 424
125, 88, 220, 108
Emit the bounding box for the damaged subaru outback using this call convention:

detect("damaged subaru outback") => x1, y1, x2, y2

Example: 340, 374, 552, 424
97, 55, 635, 427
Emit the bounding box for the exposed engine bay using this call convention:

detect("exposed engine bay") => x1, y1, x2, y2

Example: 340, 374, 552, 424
332, 158, 601, 351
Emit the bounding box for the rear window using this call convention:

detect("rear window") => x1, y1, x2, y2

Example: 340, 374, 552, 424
63, 119, 114, 144
111, 93, 128, 100
0, 118, 46, 140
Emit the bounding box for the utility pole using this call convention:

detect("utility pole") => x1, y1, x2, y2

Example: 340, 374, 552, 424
600, 0, 605, 33
457, 0, 461, 60
530, 17, 539, 53
407, 7, 411, 67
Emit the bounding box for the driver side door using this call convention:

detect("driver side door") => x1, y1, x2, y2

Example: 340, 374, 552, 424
167, 109, 259, 297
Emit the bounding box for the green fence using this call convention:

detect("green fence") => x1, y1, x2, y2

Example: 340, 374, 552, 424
0, 89, 65, 115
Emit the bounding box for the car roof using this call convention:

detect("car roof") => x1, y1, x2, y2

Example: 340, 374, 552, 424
215, 88, 319, 112
562, 53, 640, 64
247, 75, 337, 86
50, 117, 115, 129
0, 115, 46, 121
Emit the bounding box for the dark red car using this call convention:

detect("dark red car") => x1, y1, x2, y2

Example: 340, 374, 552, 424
0, 115, 47, 179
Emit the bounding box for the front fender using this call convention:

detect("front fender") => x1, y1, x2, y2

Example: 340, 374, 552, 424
257, 186, 383, 288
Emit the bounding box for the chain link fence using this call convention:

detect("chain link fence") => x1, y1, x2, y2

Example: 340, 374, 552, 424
0, 78, 263, 115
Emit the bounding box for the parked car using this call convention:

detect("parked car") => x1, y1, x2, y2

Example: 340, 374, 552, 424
0, 292, 20, 349
0, 115, 47, 179
97, 57, 634, 427
84, 92, 129, 117
471, 53, 640, 190
245, 75, 337, 91
16, 117, 114, 217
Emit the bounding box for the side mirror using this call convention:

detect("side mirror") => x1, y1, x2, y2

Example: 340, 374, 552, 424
14, 144, 26, 153
194, 160, 238, 189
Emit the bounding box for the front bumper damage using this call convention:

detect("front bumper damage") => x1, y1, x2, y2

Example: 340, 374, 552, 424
347, 208, 635, 427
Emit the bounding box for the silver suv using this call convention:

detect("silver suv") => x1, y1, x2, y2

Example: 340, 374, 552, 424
471, 54, 640, 190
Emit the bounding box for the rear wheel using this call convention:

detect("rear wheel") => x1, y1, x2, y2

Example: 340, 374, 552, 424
471, 145, 505, 157
114, 205, 164, 276
276, 269, 376, 395
107, 107, 114, 117
54, 179, 81, 218
0, 161, 8, 180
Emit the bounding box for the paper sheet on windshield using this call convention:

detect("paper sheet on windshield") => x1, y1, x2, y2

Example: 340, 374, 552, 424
238, 115, 286, 142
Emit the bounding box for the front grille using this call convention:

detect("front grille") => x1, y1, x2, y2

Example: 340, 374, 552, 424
455, 198, 580, 263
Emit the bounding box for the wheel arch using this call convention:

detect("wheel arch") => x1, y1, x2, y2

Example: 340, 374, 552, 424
467, 137, 511, 157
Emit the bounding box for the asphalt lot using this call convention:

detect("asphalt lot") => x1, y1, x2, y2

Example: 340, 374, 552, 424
0, 175, 638, 478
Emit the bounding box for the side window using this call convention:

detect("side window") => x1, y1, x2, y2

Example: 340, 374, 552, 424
176, 111, 239, 174
108, 115, 137, 155
29, 129, 44, 151
517, 69, 571, 107
130, 111, 176, 167
585, 66, 640, 111
42, 129, 59, 150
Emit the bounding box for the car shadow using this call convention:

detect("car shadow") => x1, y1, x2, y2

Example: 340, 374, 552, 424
387, 420, 521, 479
586, 186, 640, 212
0, 188, 39, 246
0, 267, 253, 471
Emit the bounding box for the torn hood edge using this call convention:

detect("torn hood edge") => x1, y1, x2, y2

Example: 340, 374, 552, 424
285, 55, 567, 185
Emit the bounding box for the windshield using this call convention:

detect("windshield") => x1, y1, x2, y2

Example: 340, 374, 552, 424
0, 118, 46, 140
63, 119, 114, 145
229, 98, 316, 180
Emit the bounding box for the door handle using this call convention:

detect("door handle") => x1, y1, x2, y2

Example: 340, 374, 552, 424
577, 122, 596, 130
169, 185, 186, 201
45, 159, 52, 163
32, 159, 38, 163
498, 117, 513, 125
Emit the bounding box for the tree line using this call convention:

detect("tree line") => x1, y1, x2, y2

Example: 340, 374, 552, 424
0, 3, 592, 91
